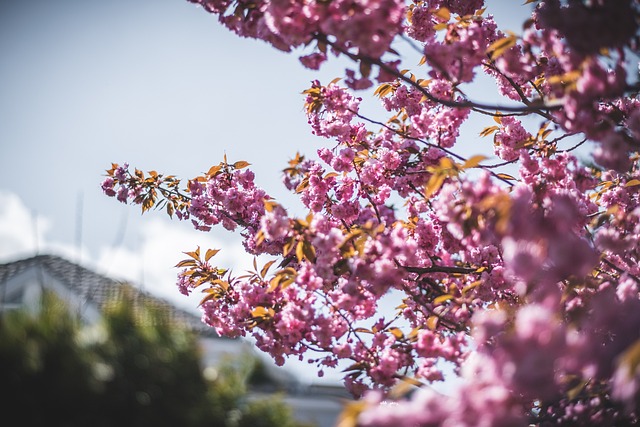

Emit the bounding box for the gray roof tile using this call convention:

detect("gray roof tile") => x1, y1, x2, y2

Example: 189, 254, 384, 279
0, 254, 219, 336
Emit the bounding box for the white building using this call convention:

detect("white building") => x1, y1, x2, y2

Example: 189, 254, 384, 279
0, 254, 350, 427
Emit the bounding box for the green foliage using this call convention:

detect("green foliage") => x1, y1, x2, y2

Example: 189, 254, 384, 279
0, 291, 312, 427
237, 395, 301, 427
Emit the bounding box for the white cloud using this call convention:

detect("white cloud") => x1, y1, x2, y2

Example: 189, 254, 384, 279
0, 191, 52, 261
0, 190, 254, 314
0, 191, 341, 384
95, 216, 255, 314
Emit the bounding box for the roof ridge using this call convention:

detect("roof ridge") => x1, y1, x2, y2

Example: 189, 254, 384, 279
0, 253, 217, 335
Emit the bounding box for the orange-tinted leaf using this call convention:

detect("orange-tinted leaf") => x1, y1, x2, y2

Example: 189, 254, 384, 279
283, 237, 295, 257
233, 161, 251, 169
427, 315, 439, 331
260, 260, 277, 278
433, 22, 448, 31
295, 177, 309, 193
336, 401, 368, 427
302, 240, 316, 263
296, 241, 305, 263
487, 35, 517, 60
388, 382, 414, 400
424, 173, 446, 199
433, 7, 450, 21
479, 125, 500, 137
251, 306, 274, 319
462, 155, 488, 169
388, 327, 404, 339
496, 173, 517, 181
175, 259, 197, 268
397, 375, 424, 387
268, 275, 281, 292
374, 83, 391, 97
185, 247, 201, 260
199, 292, 218, 306
434, 294, 454, 305
341, 362, 365, 372
205, 248, 220, 262
462, 280, 482, 294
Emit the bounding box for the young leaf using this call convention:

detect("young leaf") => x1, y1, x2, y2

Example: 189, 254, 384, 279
487, 35, 518, 60
434, 294, 454, 305
233, 160, 251, 169
427, 315, 439, 331
388, 327, 404, 339
424, 173, 446, 199
462, 155, 488, 169
433, 7, 450, 22
260, 259, 277, 278
479, 125, 500, 137
496, 173, 517, 181
296, 240, 305, 263
205, 248, 220, 262
302, 240, 316, 263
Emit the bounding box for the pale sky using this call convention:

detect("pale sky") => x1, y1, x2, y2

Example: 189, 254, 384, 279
0, 0, 534, 384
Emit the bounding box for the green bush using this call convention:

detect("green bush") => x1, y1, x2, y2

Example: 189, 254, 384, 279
0, 291, 313, 427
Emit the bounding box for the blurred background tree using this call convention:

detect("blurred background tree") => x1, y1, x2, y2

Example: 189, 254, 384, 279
0, 291, 311, 427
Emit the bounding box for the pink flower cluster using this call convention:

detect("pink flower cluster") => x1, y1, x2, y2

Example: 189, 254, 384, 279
423, 16, 498, 83
189, 0, 405, 60
102, 0, 640, 424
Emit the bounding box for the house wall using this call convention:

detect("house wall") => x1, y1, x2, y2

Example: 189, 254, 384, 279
0, 268, 102, 324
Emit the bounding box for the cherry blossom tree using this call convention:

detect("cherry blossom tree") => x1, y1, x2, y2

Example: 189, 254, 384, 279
102, 0, 640, 425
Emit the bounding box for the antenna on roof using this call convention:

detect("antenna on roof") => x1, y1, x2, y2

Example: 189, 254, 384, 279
75, 191, 84, 265
31, 209, 40, 257
139, 245, 145, 291
75, 190, 86, 320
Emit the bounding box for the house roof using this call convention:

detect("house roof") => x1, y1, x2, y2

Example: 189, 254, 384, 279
0, 254, 218, 337
0, 254, 352, 395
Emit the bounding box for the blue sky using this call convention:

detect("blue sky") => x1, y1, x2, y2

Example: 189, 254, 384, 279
0, 0, 340, 296
0, 0, 534, 384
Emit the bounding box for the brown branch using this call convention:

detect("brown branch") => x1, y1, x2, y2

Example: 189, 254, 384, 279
400, 264, 480, 275
315, 33, 562, 115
